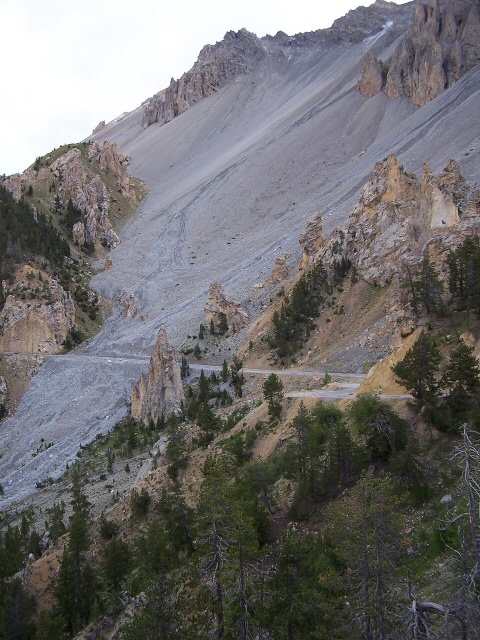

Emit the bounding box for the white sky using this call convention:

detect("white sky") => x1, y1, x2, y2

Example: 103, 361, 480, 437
0, 0, 410, 176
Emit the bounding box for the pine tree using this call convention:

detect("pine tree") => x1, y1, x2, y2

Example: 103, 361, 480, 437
443, 341, 480, 420
180, 356, 190, 379
263, 373, 284, 422
55, 468, 96, 635
103, 538, 130, 591
404, 256, 444, 316
329, 472, 406, 640
221, 359, 229, 382
392, 333, 442, 409
196, 459, 259, 640
448, 236, 480, 327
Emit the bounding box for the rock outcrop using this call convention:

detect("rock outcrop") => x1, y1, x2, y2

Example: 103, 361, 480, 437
2, 168, 41, 202
385, 0, 480, 106
358, 53, 386, 97
131, 327, 184, 424
142, 29, 265, 128
269, 254, 290, 284
51, 147, 120, 248
204, 282, 249, 335
309, 155, 479, 287
299, 212, 323, 270
87, 140, 137, 207
0, 266, 76, 354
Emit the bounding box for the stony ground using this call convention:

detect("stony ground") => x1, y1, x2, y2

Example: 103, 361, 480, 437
1, 24, 479, 506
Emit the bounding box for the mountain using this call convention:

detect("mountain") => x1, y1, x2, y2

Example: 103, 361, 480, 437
1, 1, 480, 636
0, 0, 479, 507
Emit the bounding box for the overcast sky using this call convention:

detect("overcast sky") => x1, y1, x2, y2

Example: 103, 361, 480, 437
0, 0, 410, 176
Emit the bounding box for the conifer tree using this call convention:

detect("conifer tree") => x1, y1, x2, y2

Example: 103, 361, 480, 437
263, 373, 284, 422
55, 468, 97, 635
443, 341, 480, 420
392, 333, 442, 409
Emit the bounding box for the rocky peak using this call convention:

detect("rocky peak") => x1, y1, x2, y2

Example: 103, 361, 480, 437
204, 282, 249, 335
384, 0, 480, 106
142, 29, 265, 129
88, 140, 137, 207
131, 327, 184, 425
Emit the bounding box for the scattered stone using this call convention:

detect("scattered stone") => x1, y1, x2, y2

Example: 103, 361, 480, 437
440, 494, 453, 505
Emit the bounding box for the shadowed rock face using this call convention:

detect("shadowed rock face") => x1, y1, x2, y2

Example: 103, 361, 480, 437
385, 0, 480, 106
131, 327, 184, 424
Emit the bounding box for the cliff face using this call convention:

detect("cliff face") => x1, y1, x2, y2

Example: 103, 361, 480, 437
0, 266, 75, 354
131, 327, 184, 425
384, 0, 480, 106
142, 29, 265, 128
310, 155, 475, 287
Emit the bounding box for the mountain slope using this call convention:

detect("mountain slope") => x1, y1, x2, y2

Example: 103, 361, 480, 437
1, 0, 479, 505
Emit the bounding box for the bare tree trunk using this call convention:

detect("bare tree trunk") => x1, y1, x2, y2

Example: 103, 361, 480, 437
462, 424, 480, 573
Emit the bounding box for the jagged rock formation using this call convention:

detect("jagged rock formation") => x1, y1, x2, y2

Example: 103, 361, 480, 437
142, 29, 265, 128
0, 266, 75, 354
2, 168, 39, 202
92, 120, 106, 134
51, 147, 120, 248
358, 53, 386, 97
204, 282, 249, 335
116, 290, 143, 320
3, 141, 141, 251
131, 327, 184, 424
384, 0, 480, 106
87, 141, 137, 207
310, 155, 478, 287
299, 213, 323, 270
269, 254, 290, 284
